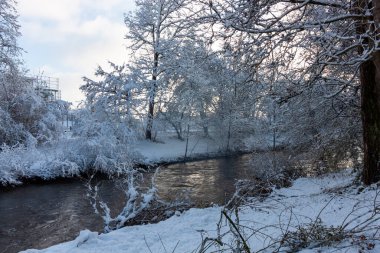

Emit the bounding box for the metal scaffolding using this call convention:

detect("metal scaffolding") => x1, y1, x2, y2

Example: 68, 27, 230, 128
31, 76, 61, 102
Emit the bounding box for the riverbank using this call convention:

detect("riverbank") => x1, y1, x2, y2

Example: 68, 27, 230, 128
0, 133, 260, 187
21, 169, 380, 253
135, 134, 235, 164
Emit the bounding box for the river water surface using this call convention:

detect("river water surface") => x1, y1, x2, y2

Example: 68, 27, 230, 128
0, 155, 255, 253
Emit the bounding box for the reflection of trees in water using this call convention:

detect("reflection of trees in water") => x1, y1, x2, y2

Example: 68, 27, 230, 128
154, 155, 254, 205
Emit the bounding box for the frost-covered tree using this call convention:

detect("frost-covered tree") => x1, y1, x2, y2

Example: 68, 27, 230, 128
206, 0, 379, 184
81, 62, 140, 124
0, 0, 66, 147
157, 41, 220, 139
157, 40, 257, 149
0, 0, 22, 108
77, 62, 140, 171
124, 0, 193, 140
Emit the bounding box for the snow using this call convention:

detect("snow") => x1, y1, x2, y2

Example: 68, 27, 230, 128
22, 207, 221, 253
21, 169, 380, 253
133, 131, 276, 164
0, 128, 271, 185
0, 133, 224, 185
72, 230, 99, 247
134, 134, 223, 163
0, 142, 81, 185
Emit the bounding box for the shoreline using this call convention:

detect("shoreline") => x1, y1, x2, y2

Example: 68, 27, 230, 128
0, 149, 254, 190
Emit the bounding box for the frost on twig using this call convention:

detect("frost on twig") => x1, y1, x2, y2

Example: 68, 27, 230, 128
87, 167, 189, 232
86, 167, 160, 232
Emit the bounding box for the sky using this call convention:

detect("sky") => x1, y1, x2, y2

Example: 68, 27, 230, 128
18, 0, 136, 106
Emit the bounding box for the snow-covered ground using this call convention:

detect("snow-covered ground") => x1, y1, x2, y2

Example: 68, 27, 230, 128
134, 131, 276, 164
134, 134, 224, 163
22, 169, 380, 253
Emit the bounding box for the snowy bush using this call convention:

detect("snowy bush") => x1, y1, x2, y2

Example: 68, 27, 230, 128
0, 87, 73, 185
8, 88, 67, 144
0, 143, 81, 185
249, 151, 303, 183
0, 88, 68, 147
31, 157, 80, 180
70, 108, 139, 174
0, 108, 34, 146
0, 144, 28, 185
0, 91, 139, 185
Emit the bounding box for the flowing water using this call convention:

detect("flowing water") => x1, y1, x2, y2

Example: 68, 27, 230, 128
0, 154, 255, 253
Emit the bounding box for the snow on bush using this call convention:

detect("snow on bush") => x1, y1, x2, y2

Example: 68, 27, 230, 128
0, 144, 28, 185
0, 143, 80, 185
1, 88, 68, 146
0, 108, 35, 147
0, 99, 140, 185
70, 108, 138, 174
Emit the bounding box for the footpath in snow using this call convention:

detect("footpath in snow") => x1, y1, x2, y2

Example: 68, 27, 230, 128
22, 169, 380, 253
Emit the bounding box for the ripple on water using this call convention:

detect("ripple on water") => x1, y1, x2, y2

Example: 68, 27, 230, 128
0, 154, 254, 253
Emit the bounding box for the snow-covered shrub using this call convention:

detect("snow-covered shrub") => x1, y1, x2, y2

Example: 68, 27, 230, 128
8, 88, 67, 144
249, 151, 302, 183
77, 62, 142, 173
0, 108, 34, 146
0, 144, 29, 185
0, 63, 140, 184
0, 142, 81, 185
0, 92, 70, 184
0, 87, 68, 148
71, 108, 138, 174
280, 219, 346, 251
29, 157, 80, 180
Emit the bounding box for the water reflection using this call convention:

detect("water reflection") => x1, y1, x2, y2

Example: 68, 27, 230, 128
155, 154, 254, 205
0, 154, 253, 253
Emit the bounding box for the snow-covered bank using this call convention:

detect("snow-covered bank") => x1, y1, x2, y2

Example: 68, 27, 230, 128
0, 143, 79, 185
0, 133, 254, 186
135, 134, 229, 164
134, 131, 276, 164
22, 170, 380, 253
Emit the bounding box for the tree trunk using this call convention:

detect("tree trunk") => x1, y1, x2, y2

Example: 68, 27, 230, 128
145, 52, 159, 140
199, 108, 209, 137
145, 99, 154, 140
360, 0, 380, 184
361, 54, 380, 184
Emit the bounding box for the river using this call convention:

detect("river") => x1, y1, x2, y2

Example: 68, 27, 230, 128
0, 154, 255, 253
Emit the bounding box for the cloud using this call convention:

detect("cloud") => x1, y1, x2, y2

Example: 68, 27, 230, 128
18, 0, 80, 22
59, 73, 87, 106
18, 0, 133, 22
18, 0, 135, 105
17, 1, 135, 60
